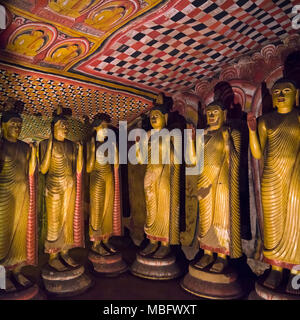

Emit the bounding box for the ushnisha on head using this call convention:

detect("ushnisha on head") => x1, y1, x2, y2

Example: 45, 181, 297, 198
1, 110, 23, 142
150, 104, 169, 130
205, 100, 227, 131
271, 78, 299, 113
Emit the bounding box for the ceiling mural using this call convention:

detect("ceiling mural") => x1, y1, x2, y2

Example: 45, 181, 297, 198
0, 0, 299, 119
0, 63, 151, 125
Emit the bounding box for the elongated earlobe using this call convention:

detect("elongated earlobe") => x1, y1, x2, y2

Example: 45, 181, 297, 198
164, 114, 168, 125
296, 89, 299, 107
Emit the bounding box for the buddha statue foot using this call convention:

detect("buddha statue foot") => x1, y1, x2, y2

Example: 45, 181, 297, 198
88, 250, 128, 277
91, 242, 113, 256
210, 257, 228, 273
263, 269, 283, 289
42, 264, 92, 297
139, 242, 159, 257
12, 272, 32, 288
131, 252, 182, 280
60, 251, 80, 268
255, 271, 300, 300
152, 245, 171, 259
194, 254, 214, 269
102, 241, 118, 254
0, 274, 43, 300
181, 261, 246, 299
48, 256, 68, 272
286, 274, 300, 295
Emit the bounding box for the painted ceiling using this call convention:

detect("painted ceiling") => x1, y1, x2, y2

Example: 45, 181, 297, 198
0, 0, 299, 122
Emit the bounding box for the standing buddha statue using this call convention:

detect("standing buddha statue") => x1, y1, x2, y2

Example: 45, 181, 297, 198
248, 78, 300, 296
86, 113, 127, 275
39, 111, 83, 271
131, 104, 182, 280
39, 109, 91, 296
0, 106, 37, 297
181, 100, 244, 299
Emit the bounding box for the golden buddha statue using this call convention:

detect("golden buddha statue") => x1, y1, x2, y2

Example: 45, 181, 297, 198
39, 111, 83, 272
195, 101, 242, 273
248, 78, 300, 294
0, 108, 37, 292
48, 0, 95, 18
47, 44, 81, 65
85, 6, 125, 31
86, 113, 120, 255
7, 29, 47, 57
138, 105, 180, 259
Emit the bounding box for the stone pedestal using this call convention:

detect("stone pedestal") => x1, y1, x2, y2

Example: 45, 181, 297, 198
253, 274, 300, 300
131, 253, 182, 280
88, 251, 128, 277
42, 265, 92, 297
0, 284, 44, 300
181, 262, 245, 299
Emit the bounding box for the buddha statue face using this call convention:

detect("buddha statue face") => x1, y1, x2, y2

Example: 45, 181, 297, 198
2, 117, 22, 142
150, 110, 167, 130
206, 104, 226, 130
54, 119, 68, 141
271, 81, 298, 112
95, 120, 109, 141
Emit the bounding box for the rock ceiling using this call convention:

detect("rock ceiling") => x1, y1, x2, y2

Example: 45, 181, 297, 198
0, 0, 298, 121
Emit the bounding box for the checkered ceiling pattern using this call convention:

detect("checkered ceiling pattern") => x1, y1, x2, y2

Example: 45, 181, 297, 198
0, 67, 151, 125
77, 0, 297, 93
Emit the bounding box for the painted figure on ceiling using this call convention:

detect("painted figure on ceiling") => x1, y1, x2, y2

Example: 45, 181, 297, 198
7, 29, 48, 57
248, 78, 300, 294
0, 100, 37, 292
48, 0, 96, 17
85, 6, 126, 31
46, 43, 82, 65
39, 108, 84, 271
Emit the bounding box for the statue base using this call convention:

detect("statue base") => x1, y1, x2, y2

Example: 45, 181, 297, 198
254, 275, 300, 300
0, 284, 44, 300
181, 262, 245, 299
130, 253, 182, 280
88, 251, 128, 277
41, 265, 92, 297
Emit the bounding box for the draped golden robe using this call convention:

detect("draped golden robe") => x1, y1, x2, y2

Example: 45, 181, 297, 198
144, 136, 180, 244
40, 139, 77, 253
89, 160, 114, 241
0, 140, 30, 268
259, 109, 300, 269
198, 129, 242, 258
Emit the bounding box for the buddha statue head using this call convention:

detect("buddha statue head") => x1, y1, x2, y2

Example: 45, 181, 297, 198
205, 101, 227, 131
150, 104, 168, 130
1, 110, 22, 142
271, 78, 299, 113
91, 113, 111, 142
52, 115, 69, 141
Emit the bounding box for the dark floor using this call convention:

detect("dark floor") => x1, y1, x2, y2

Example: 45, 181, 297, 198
22, 235, 201, 300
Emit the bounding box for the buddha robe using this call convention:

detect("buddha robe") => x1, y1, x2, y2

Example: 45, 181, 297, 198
198, 129, 242, 258
0, 139, 36, 269
40, 139, 83, 253
144, 134, 180, 244
258, 109, 300, 269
